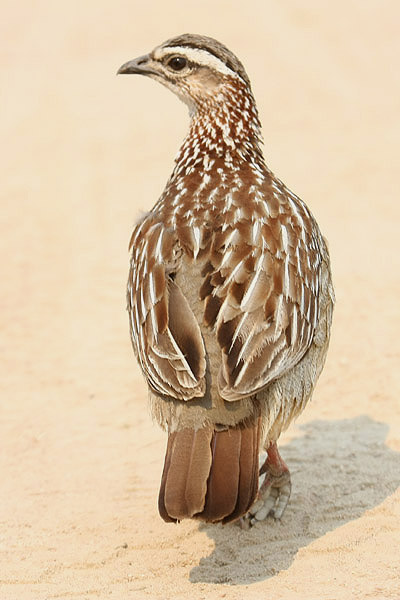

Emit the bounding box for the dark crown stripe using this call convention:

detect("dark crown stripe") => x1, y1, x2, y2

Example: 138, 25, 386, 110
162, 34, 250, 85
164, 41, 237, 74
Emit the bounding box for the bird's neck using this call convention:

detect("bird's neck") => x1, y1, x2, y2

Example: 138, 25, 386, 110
173, 82, 265, 178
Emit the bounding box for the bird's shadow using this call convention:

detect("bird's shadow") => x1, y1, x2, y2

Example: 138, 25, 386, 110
189, 415, 400, 584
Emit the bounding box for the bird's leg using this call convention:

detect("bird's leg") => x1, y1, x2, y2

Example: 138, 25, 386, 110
241, 441, 291, 528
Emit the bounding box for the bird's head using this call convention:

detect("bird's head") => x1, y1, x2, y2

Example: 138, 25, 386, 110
118, 34, 254, 115
118, 34, 263, 161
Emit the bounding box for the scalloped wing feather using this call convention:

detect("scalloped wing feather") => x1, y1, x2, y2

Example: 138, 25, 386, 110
204, 187, 323, 401
127, 220, 206, 400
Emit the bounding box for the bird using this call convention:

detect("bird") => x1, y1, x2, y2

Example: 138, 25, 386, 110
118, 34, 334, 526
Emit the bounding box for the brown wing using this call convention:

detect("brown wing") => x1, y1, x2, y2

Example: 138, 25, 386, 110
127, 218, 206, 399
202, 186, 323, 401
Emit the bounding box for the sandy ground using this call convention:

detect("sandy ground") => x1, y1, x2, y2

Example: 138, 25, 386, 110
1, 1, 400, 598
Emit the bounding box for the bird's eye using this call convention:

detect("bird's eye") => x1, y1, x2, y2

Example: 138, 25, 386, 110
167, 56, 188, 71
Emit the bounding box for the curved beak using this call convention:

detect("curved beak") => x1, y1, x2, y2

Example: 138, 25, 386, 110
117, 54, 154, 76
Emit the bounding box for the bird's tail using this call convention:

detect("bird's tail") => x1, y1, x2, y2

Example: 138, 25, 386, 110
158, 417, 261, 524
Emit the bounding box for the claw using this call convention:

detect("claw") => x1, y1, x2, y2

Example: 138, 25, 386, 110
243, 442, 291, 527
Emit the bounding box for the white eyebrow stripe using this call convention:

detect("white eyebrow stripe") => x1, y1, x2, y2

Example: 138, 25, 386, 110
154, 46, 235, 77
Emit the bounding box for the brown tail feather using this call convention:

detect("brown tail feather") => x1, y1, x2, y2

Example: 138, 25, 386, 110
159, 426, 213, 521
222, 417, 260, 523
158, 417, 261, 523
158, 431, 177, 523
199, 427, 241, 522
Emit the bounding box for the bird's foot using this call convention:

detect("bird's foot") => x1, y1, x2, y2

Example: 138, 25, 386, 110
240, 442, 291, 529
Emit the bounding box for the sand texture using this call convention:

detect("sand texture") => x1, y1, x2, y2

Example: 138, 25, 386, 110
1, 1, 400, 598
